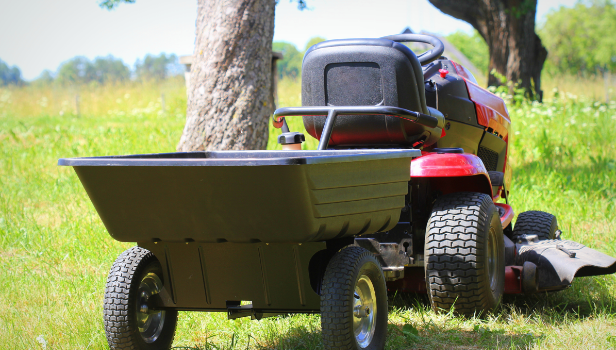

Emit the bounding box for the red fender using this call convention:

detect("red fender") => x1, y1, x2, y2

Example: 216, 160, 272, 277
410, 152, 492, 197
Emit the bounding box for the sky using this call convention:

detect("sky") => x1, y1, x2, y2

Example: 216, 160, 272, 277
0, 0, 578, 81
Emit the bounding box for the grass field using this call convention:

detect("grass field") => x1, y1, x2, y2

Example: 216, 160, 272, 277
1, 76, 615, 349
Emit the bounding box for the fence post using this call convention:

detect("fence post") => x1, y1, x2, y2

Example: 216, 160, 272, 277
605, 68, 611, 104
75, 94, 80, 117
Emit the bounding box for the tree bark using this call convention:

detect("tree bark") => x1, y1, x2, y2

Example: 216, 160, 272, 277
429, 0, 548, 101
177, 0, 276, 151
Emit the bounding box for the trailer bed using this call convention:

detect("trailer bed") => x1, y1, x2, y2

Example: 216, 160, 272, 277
59, 150, 420, 243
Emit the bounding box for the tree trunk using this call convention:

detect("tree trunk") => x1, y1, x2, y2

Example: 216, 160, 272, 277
429, 0, 548, 101
177, 0, 276, 151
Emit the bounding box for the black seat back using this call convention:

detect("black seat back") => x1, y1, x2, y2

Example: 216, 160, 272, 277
301, 38, 436, 147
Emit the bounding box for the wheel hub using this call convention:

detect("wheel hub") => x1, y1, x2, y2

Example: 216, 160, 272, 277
353, 275, 377, 348
487, 227, 498, 292
136, 272, 166, 343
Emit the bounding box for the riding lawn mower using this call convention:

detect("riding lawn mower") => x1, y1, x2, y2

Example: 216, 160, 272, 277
59, 34, 616, 350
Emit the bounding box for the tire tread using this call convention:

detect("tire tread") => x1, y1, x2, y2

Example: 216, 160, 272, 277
425, 192, 503, 316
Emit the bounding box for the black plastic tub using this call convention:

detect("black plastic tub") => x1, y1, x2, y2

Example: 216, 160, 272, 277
59, 150, 420, 243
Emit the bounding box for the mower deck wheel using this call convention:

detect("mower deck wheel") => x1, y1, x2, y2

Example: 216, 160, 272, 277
425, 192, 505, 316
104, 247, 177, 350
512, 211, 560, 241
320, 246, 388, 350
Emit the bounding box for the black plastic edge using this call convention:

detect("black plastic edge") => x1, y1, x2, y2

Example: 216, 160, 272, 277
58, 149, 422, 167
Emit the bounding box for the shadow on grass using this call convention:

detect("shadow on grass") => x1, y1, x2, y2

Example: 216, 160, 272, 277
172, 317, 323, 350
172, 276, 615, 349
387, 274, 616, 349
502, 275, 616, 320
175, 320, 539, 350
388, 292, 539, 349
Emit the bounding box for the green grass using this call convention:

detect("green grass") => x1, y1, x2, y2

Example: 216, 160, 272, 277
1, 77, 615, 349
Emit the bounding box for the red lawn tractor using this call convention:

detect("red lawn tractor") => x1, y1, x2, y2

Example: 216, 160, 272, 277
60, 34, 616, 350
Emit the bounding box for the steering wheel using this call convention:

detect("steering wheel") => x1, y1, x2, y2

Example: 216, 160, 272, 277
380, 34, 445, 65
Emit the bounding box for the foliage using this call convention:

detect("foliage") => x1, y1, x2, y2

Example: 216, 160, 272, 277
33, 70, 54, 86
0, 59, 23, 86
273, 37, 325, 80
98, 0, 135, 10
540, 0, 616, 75
272, 42, 303, 80
56, 55, 130, 85
134, 53, 183, 81
506, 0, 537, 18
100, 0, 308, 10
1, 77, 616, 349
304, 36, 326, 51
445, 30, 489, 75
30, 54, 182, 86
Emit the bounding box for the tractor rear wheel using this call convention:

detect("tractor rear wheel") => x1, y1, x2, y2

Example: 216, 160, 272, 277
320, 246, 388, 350
512, 211, 560, 241
425, 192, 505, 316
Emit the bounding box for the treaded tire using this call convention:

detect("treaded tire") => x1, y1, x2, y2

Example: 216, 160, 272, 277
320, 246, 387, 350
512, 210, 559, 241
104, 247, 177, 350
425, 192, 505, 316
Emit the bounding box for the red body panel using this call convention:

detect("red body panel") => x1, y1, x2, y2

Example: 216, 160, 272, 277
451, 60, 512, 195
495, 203, 514, 228
386, 267, 426, 293
504, 266, 523, 294
410, 152, 493, 197
450, 61, 511, 139
450, 61, 478, 85
411, 152, 488, 177
466, 81, 511, 140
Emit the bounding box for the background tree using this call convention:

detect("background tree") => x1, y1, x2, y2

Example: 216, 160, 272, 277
0, 59, 24, 86
56, 56, 130, 85
176, 0, 276, 151
304, 36, 326, 51
272, 42, 302, 80
429, 0, 548, 100
134, 53, 182, 81
101, 0, 305, 151
56, 57, 96, 85
273, 37, 325, 80
540, 0, 616, 75
92, 56, 131, 83
446, 30, 489, 75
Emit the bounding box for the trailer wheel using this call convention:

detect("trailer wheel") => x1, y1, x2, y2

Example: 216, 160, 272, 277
320, 246, 387, 350
512, 211, 560, 241
425, 192, 505, 316
104, 247, 177, 350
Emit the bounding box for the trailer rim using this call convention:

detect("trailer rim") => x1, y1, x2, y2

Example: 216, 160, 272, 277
136, 272, 166, 343
353, 275, 377, 348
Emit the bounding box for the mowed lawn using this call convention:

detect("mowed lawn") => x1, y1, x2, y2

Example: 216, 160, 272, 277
1, 78, 616, 349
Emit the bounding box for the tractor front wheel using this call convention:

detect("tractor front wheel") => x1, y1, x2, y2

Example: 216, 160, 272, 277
425, 192, 505, 316
512, 210, 560, 241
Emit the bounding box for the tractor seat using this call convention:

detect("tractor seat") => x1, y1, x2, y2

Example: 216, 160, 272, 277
301, 38, 443, 147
